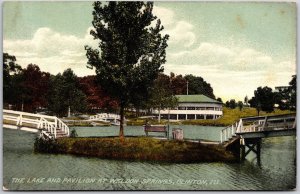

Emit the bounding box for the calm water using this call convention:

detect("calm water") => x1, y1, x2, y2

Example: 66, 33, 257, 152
3, 126, 296, 190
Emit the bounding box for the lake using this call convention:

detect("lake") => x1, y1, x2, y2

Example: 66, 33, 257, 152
3, 126, 296, 190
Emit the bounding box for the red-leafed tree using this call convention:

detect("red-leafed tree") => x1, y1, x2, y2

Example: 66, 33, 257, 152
79, 75, 119, 113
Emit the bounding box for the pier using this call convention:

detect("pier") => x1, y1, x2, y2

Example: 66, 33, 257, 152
220, 113, 296, 161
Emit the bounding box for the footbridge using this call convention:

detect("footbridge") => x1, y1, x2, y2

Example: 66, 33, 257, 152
220, 113, 296, 161
89, 113, 124, 125
3, 109, 70, 139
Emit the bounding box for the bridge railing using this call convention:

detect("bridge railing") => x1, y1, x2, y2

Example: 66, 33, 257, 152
236, 113, 296, 133
89, 113, 121, 121
220, 121, 239, 143
3, 109, 69, 138
220, 113, 296, 143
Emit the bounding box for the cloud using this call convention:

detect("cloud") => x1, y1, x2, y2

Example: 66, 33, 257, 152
3, 27, 98, 76
165, 21, 196, 47
167, 42, 288, 72
164, 42, 295, 101
153, 6, 175, 26
153, 6, 196, 47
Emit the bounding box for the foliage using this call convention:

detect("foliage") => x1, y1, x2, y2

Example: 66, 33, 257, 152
19, 64, 51, 112
36, 137, 237, 163
47, 69, 88, 117
184, 74, 215, 99
3, 53, 22, 106
287, 75, 296, 110
244, 96, 249, 106
228, 99, 237, 109
85, 1, 169, 137
34, 137, 59, 153
275, 75, 297, 111
70, 128, 78, 138
79, 75, 119, 112
170, 73, 186, 95
237, 101, 243, 111
147, 74, 178, 117
284, 75, 297, 110
249, 86, 275, 115
217, 97, 223, 103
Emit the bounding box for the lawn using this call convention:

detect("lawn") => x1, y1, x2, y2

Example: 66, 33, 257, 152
127, 107, 295, 127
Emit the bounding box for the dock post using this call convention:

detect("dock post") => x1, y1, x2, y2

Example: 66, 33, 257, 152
257, 138, 262, 164
241, 138, 262, 162
241, 145, 246, 161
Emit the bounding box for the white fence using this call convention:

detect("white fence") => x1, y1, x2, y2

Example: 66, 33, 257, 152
220, 114, 296, 143
89, 113, 122, 125
3, 109, 69, 139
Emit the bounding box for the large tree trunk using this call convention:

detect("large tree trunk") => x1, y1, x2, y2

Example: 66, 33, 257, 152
119, 105, 125, 138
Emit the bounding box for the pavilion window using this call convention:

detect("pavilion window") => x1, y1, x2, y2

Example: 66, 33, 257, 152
187, 107, 195, 110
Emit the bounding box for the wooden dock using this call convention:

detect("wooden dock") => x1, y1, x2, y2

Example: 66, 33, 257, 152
220, 113, 296, 162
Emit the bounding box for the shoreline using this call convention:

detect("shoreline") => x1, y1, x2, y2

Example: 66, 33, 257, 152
34, 137, 238, 163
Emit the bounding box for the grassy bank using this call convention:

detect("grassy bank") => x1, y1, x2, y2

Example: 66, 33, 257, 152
182, 107, 294, 126
63, 120, 111, 127
34, 137, 237, 163
127, 107, 295, 127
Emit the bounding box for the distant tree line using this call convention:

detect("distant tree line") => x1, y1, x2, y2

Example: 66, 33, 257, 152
3, 53, 118, 117
3, 53, 217, 117
248, 77, 296, 115
224, 75, 296, 115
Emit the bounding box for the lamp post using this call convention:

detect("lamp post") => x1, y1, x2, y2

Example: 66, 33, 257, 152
186, 81, 189, 95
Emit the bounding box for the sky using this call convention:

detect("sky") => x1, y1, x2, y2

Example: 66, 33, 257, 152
3, 1, 296, 102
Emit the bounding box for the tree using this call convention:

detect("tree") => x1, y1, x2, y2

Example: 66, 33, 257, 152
85, 2, 169, 138
147, 73, 178, 122
225, 101, 230, 108
170, 73, 186, 95
18, 64, 51, 112
48, 69, 87, 117
216, 97, 223, 103
184, 74, 215, 99
287, 75, 296, 110
3, 53, 22, 106
229, 99, 237, 109
244, 96, 249, 106
237, 101, 243, 111
79, 75, 119, 113
273, 75, 296, 111
249, 86, 275, 116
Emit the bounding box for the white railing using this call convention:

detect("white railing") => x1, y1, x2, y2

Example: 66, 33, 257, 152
220, 114, 296, 143
89, 113, 121, 120
3, 109, 69, 139
220, 121, 239, 143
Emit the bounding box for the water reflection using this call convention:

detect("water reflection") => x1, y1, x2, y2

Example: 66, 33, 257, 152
3, 128, 296, 190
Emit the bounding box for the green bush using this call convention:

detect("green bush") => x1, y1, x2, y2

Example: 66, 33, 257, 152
70, 128, 78, 137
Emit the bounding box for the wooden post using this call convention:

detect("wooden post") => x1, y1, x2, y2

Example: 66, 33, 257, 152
257, 139, 262, 162
261, 116, 268, 131
19, 114, 23, 126
241, 145, 246, 160
220, 131, 223, 143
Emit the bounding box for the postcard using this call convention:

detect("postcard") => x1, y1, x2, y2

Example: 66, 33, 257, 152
2, 1, 296, 191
